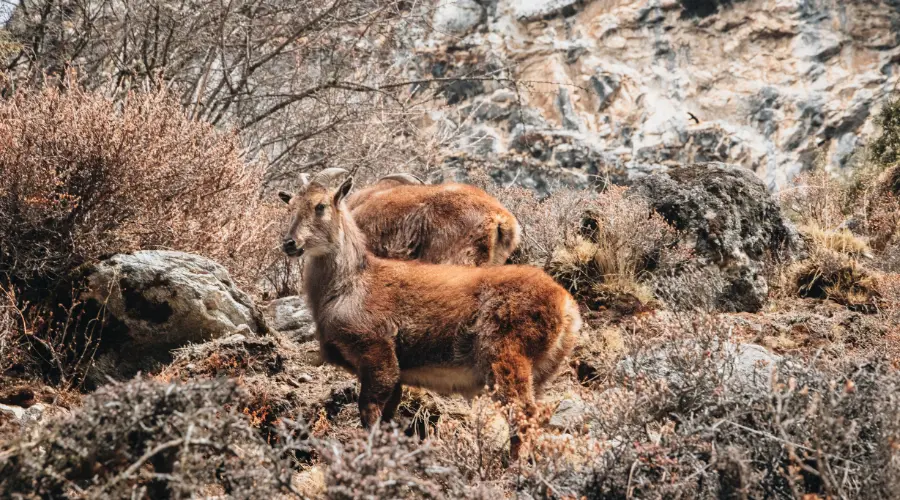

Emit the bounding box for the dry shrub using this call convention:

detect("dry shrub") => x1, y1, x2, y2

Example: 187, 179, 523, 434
0, 284, 108, 388
0, 287, 22, 374
324, 426, 469, 499
789, 246, 882, 312
876, 274, 900, 333
0, 82, 279, 298
867, 189, 900, 254
508, 315, 900, 499
545, 186, 684, 312
779, 167, 852, 230
777, 162, 900, 310
0, 378, 309, 499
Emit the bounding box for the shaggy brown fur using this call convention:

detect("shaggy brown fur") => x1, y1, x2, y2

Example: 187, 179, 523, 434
279, 169, 581, 433
345, 174, 521, 266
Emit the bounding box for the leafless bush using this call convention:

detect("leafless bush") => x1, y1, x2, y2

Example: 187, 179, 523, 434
780, 168, 854, 231
2, 0, 451, 188
649, 263, 728, 313
0, 284, 109, 388
0, 82, 279, 297
0, 287, 22, 374
500, 315, 900, 499
0, 378, 311, 499
324, 425, 470, 499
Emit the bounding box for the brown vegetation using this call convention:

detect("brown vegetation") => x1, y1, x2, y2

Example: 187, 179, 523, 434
0, 83, 278, 296
1, 6, 899, 497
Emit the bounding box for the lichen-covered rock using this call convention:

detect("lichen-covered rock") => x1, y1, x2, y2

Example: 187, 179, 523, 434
549, 398, 590, 431
82, 251, 266, 377
632, 162, 797, 312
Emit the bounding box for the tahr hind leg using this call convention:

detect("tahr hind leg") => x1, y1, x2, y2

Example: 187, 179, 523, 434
489, 344, 537, 459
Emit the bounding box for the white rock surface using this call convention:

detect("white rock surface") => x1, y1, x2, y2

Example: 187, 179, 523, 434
433, 0, 483, 34
513, 0, 582, 21
82, 251, 266, 375
424, 0, 900, 190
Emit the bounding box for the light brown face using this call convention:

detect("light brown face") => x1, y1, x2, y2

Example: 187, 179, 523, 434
279, 177, 353, 258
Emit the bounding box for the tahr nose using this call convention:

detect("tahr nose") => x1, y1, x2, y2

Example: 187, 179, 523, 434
282, 238, 299, 255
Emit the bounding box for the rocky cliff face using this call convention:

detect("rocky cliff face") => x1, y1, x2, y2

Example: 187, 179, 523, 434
422, 0, 900, 190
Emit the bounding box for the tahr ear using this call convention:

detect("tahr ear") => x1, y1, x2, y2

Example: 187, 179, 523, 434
299, 173, 311, 188
333, 176, 354, 205
278, 191, 292, 204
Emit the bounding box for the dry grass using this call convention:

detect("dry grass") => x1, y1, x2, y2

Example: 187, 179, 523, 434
545, 186, 685, 312
788, 247, 882, 311
777, 157, 900, 312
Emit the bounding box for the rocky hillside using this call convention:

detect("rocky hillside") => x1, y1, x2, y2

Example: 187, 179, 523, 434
1, 1, 899, 498
423, 0, 900, 189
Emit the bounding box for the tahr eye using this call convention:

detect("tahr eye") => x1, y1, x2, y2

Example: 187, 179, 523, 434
315, 203, 327, 215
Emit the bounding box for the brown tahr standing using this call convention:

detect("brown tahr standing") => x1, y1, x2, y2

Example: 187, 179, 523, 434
279, 168, 581, 433
342, 173, 521, 266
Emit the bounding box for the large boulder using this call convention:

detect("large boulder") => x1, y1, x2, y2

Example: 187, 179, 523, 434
82, 251, 267, 378
631, 162, 797, 312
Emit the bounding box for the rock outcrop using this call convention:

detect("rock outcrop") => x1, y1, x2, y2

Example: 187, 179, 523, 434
632, 162, 796, 312
82, 251, 267, 377
420, 0, 900, 190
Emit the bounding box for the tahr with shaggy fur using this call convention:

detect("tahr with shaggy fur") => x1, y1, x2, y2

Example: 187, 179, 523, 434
344, 174, 521, 266
279, 169, 581, 428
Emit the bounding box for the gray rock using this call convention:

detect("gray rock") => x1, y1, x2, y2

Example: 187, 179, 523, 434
263, 296, 316, 342
83, 251, 267, 377
589, 72, 621, 111
0, 402, 46, 425
631, 162, 797, 312
433, 0, 484, 35
556, 88, 583, 131
620, 341, 782, 393
549, 398, 590, 431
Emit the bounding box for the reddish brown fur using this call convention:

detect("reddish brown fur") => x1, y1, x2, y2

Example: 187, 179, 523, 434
280, 171, 581, 435
346, 176, 521, 266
